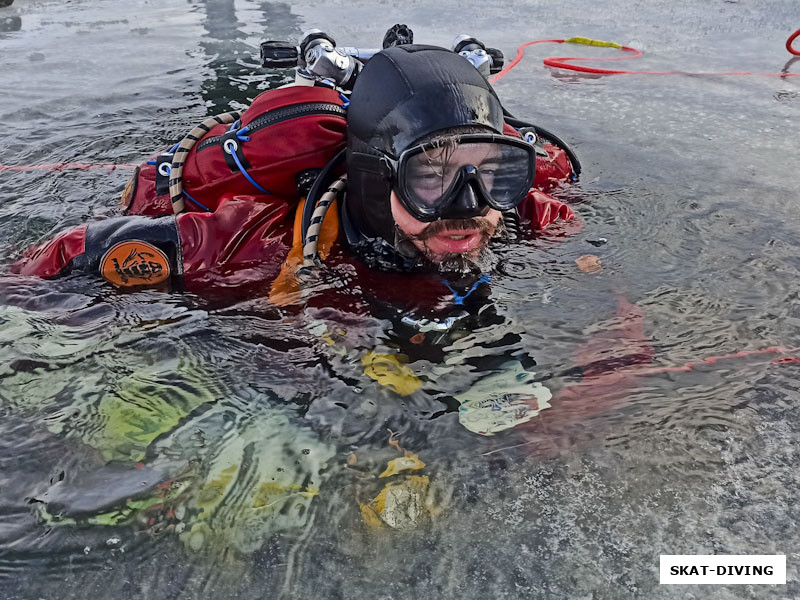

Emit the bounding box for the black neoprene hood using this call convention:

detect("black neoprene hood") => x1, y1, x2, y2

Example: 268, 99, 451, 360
344, 44, 505, 244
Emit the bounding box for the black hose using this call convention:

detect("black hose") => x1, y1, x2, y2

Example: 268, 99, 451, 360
300, 148, 346, 244
502, 209, 520, 241
502, 107, 582, 177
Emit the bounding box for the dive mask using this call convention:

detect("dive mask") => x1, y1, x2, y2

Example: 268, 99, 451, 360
384, 133, 536, 222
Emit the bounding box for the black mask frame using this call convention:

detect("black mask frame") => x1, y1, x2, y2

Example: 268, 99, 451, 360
379, 133, 536, 222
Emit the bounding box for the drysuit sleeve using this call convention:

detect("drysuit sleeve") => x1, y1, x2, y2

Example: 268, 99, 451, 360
10, 196, 293, 291
11, 216, 183, 289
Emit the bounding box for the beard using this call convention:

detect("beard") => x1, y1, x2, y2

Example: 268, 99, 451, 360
395, 216, 503, 275
434, 245, 499, 275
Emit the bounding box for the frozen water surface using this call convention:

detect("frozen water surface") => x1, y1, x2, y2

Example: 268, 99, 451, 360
0, 0, 799, 598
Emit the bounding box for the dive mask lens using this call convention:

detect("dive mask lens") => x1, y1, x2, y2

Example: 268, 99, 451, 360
397, 135, 535, 221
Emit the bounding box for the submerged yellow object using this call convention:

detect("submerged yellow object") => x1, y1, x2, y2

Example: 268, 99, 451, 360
358, 432, 441, 529
361, 351, 421, 396
379, 453, 426, 478
361, 475, 431, 530
252, 482, 319, 509
196, 465, 237, 519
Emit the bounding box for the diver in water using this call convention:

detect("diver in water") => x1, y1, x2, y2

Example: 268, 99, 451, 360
11, 42, 655, 539
11, 44, 575, 306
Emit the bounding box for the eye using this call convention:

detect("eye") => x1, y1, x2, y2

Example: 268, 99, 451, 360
415, 173, 442, 186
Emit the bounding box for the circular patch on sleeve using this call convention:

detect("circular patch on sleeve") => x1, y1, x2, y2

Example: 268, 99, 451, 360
100, 240, 171, 287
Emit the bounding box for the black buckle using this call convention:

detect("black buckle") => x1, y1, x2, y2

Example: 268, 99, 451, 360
154, 152, 173, 195
219, 130, 251, 173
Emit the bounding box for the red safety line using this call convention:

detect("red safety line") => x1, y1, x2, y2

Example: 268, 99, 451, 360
490, 39, 564, 83
491, 35, 800, 82
788, 28, 800, 56
622, 346, 800, 377
0, 162, 137, 173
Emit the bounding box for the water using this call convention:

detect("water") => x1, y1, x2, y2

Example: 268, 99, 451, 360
1, 0, 799, 598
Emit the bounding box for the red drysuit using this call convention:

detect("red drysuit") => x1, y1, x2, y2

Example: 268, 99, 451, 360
11, 84, 577, 300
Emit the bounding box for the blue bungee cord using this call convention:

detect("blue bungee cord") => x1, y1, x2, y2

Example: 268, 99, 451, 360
443, 273, 491, 305
222, 120, 272, 195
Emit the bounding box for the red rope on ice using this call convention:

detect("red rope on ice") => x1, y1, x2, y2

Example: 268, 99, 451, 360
787, 28, 800, 56
0, 162, 137, 173
490, 35, 800, 83
490, 38, 564, 83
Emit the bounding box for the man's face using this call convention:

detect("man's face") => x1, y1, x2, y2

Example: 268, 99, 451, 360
390, 140, 504, 271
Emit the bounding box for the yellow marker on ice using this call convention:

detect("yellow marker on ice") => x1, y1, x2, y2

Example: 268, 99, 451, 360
563, 36, 622, 49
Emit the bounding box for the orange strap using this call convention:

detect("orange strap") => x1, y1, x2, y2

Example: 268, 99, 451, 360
268, 197, 340, 306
